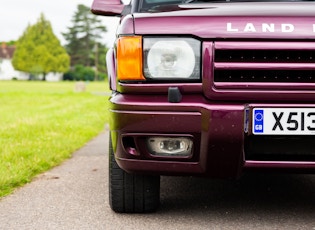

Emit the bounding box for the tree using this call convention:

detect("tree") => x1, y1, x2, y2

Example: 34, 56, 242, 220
63, 4, 108, 79
12, 14, 70, 80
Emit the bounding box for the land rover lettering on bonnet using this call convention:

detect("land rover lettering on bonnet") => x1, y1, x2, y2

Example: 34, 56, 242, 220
227, 23, 315, 33
91, 0, 315, 213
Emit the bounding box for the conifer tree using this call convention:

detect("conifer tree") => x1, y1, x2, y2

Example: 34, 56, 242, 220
12, 14, 70, 80
63, 4, 107, 71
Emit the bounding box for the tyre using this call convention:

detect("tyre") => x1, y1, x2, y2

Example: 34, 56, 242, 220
108, 135, 160, 213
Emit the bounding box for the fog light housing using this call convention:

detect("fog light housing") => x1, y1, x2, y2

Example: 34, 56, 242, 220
147, 137, 193, 157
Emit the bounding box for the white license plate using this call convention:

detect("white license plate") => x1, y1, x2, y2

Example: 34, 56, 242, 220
252, 108, 315, 135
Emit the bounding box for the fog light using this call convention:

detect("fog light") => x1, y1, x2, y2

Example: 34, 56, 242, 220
147, 137, 193, 156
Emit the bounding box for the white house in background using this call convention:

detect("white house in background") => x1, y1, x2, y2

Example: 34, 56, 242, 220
0, 43, 29, 80
40, 72, 64, 81
0, 43, 63, 81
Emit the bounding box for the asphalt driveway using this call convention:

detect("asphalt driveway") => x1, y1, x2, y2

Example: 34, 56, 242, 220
0, 129, 315, 229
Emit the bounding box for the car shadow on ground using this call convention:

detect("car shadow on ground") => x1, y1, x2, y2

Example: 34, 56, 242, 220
159, 173, 315, 219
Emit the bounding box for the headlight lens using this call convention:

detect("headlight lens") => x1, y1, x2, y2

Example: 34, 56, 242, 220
143, 37, 200, 80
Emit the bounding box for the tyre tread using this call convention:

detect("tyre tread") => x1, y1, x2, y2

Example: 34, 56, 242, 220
108, 135, 160, 213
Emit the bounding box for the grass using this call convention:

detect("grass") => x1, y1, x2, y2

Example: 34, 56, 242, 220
0, 81, 110, 197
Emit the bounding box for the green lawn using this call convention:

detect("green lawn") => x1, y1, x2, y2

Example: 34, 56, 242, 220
0, 81, 110, 197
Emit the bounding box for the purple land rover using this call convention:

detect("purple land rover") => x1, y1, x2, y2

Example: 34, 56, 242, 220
92, 0, 315, 213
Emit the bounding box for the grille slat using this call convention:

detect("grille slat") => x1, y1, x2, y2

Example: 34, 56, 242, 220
215, 70, 315, 83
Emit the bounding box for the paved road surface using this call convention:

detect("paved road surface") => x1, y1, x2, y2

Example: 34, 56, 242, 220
0, 130, 315, 229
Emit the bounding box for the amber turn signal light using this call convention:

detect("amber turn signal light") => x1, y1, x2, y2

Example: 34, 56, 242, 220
117, 36, 145, 81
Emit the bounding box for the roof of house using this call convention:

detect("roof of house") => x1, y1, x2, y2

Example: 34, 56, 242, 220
0, 43, 15, 59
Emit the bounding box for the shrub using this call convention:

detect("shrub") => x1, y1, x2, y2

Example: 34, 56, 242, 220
64, 65, 104, 81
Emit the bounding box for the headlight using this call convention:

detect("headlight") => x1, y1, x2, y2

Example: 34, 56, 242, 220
144, 37, 201, 80
116, 36, 201, 81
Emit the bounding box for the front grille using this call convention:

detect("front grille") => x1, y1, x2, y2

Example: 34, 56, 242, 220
214, 42, 315, 84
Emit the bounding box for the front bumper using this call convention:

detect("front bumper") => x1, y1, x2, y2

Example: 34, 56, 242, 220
109, 93, 315, 179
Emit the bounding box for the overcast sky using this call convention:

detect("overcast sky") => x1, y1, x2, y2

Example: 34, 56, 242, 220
0, 0, 120, 46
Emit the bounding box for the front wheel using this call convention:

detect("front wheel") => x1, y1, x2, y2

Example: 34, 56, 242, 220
108, 135, 160, 213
